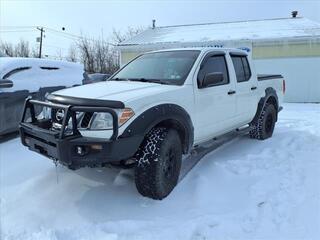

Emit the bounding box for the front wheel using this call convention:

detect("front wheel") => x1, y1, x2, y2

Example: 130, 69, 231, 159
134, 127, 182, 200
250, 103, 277, 140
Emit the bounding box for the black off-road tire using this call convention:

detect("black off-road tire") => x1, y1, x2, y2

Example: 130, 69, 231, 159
249, 103, 277, 140
134, 127, 182, 200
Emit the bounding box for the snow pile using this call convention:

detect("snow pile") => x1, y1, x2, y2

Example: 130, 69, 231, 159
0, 103, 319, 240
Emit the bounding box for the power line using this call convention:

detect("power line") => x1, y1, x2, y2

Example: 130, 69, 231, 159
0, 30, 37, 33
1, 25, 116, 46
0, 26, 37, 29
44, 27, 82, 40
43, 27, 116, 46
44, 30, 79, 42
1, 26, 81, 40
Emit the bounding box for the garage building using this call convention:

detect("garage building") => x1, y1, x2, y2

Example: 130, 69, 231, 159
117, 17, 320, 103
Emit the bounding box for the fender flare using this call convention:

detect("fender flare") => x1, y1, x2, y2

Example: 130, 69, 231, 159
252, 87, 279, 123
120, 104, 194, 154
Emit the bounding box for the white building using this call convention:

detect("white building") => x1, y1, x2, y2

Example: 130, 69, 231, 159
117, 17, 320, 103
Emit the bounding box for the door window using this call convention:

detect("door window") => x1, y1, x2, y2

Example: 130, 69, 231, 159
197, 55, 229, 88
231, 55, 251, 82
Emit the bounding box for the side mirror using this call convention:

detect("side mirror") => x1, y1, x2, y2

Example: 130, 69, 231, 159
201, 72, 224, 88
0, 79, 13, 88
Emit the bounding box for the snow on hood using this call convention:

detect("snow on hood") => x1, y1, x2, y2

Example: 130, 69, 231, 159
52, 80, 178, 103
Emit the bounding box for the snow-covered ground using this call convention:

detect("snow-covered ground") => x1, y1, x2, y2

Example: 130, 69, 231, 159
1, 103, 319, 240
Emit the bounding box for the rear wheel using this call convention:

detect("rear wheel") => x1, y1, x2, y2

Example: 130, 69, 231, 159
134, 127, 182, 200
250, 103, 277, 140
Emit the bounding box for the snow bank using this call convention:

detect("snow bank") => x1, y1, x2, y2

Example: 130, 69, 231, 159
0, 103, 319, 240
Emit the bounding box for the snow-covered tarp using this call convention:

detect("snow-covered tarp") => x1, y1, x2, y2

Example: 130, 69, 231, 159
1, 103, 319, 240
0, 57, 84, 92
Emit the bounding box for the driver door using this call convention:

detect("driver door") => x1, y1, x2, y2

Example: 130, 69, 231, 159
194, 53, 237, 144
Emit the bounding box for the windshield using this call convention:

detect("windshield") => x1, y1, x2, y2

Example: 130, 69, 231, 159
111, 50, 200, 85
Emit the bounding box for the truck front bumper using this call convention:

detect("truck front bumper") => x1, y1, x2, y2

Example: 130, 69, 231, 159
19, 98, 142, 169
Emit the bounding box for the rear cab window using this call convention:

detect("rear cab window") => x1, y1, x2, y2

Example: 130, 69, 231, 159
230, 54, 251, 82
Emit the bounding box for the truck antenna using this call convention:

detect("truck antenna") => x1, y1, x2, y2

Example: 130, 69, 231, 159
291, 11, 298, 18
152, 19, 156, 29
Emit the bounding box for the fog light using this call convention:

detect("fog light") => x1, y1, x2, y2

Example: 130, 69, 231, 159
91, 144, 102, 150
76, 146, 85, 156
25, 138, 30, 146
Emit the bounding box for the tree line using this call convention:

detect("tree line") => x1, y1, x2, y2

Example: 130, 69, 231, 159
0, 26, 144, 74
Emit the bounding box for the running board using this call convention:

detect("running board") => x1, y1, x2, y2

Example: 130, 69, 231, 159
179, 126, 252, 182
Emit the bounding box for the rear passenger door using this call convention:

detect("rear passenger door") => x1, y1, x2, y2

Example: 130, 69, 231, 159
230, 53, 257, 124
194, 52, 237, 143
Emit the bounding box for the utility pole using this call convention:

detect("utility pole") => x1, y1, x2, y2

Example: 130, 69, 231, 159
36, 27, 45, 58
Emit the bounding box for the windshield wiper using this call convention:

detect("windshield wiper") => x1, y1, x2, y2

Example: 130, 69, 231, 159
110, 77, 171, 85
109, 77, 129, 81
128, 78, 170, 85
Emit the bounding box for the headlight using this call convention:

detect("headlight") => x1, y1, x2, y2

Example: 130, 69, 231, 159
89, 108, 134, 130
37, 107, 51, 120
90, 112, 114, 130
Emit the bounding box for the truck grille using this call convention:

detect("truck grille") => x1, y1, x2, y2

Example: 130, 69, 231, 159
35, 105, 94, 131
51, 108, 64, 125
21, 98, 119, 140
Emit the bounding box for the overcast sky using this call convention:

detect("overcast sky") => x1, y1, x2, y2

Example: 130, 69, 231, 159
1, 0, 319, 58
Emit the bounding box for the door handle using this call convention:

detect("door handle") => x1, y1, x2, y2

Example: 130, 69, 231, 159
251, 86, 257, 90
228, 90, 236, 95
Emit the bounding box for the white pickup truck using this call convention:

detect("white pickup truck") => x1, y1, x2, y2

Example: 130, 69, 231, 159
19, 48, 285, 199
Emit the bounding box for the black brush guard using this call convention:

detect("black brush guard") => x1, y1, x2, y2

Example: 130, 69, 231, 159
19, 97, 142, 169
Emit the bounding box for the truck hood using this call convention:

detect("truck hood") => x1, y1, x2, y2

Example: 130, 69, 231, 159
53, 80, 178, 103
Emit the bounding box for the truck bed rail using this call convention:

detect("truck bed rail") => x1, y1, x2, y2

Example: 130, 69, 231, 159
257, 74, 283, 81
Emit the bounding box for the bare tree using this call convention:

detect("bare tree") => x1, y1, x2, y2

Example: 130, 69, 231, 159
0, 39, 32, 57
105, 48, 119, 73
55, 49, 64, 61
67, 44, 78, 62
77, 35, 120, 74
31, 46, 39, 58
95, 39, 108, 72
14, 39, 30, 57
112, 26, 145, 44
0, 41, 14, 57
0, 26, 145, 72
77, 37, 96, 73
